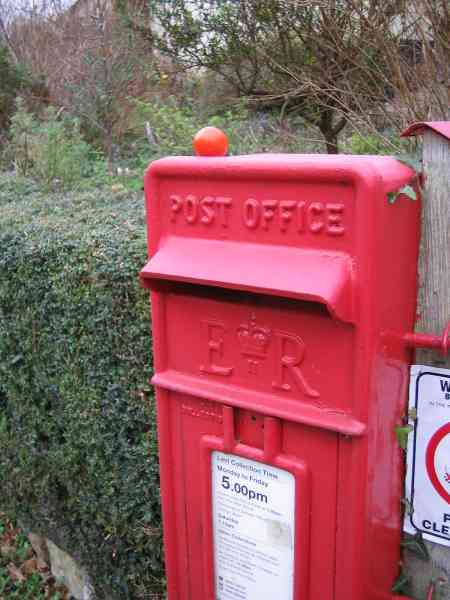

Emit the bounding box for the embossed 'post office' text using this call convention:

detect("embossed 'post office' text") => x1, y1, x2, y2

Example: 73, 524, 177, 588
168, 194, 346, 236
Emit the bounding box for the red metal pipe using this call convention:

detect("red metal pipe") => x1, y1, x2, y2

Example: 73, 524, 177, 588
403, 321, 450, 356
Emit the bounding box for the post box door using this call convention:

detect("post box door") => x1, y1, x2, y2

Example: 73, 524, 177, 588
158, 390, 340, 600
150, 283, 360, 600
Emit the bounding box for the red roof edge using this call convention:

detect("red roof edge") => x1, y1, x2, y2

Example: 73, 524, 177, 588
401, 121, 450, 141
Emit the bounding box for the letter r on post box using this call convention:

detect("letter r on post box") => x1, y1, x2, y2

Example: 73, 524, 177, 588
272, 331, 320, 398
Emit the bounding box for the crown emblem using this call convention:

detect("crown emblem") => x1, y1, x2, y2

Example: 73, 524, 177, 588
237, 314, 271, 359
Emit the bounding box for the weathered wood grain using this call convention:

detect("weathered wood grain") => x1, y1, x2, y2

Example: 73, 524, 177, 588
404, 129, 450, 599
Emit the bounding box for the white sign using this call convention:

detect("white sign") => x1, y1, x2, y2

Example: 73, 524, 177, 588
212, 451, 295, 600
404, 365, 450, 546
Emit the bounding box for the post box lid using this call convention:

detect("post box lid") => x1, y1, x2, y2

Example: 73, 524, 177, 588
141, 153, 417, 324
146, 153, 416, 195
140, 236, 352, 321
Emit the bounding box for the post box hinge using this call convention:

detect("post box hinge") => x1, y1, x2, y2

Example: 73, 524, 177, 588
403, 320, 450, 356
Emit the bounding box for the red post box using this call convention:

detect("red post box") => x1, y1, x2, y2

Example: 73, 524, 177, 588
140, 145, 421, 600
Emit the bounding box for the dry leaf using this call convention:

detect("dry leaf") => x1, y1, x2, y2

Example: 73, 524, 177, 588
44, 585, 55, 598
45, 582, 69, 599
7, 563, 25, 582
3, 528, 19, 545
21, 557, 38, 575
55, 585, 70, 599
0, 544, 14, 558
36, 557, 49, 572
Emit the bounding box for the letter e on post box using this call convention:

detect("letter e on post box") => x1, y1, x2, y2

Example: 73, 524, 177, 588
140, 150, 421, 600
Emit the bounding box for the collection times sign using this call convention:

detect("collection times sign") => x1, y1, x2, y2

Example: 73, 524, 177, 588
212, 452, 295, 600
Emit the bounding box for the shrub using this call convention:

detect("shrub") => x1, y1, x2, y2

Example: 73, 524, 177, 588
5, 100, 91, 188
33, 108, 91, 188
0, 46, 31, 136
342, 131, 406, 155
5, 97, 37, 176
127, 97, 324, 173
0, 175, 164, 599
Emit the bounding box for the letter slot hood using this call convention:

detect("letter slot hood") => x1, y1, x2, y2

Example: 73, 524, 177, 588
140, 237, 354, 322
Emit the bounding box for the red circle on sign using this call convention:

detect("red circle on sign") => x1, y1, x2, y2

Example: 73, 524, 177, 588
425, 422, 450, 503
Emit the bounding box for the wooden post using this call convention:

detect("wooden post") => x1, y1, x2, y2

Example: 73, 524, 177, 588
401, 124, 450, 599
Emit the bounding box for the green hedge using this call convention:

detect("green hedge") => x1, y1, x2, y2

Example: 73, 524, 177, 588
0, 175, 164, 599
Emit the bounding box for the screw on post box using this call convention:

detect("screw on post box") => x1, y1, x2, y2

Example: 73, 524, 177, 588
193, 126, 228, 156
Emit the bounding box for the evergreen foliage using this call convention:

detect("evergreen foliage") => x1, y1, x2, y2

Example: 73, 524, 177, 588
0, 46, 30, 136
4, 99, 93, 188
0, 177, 164, 599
